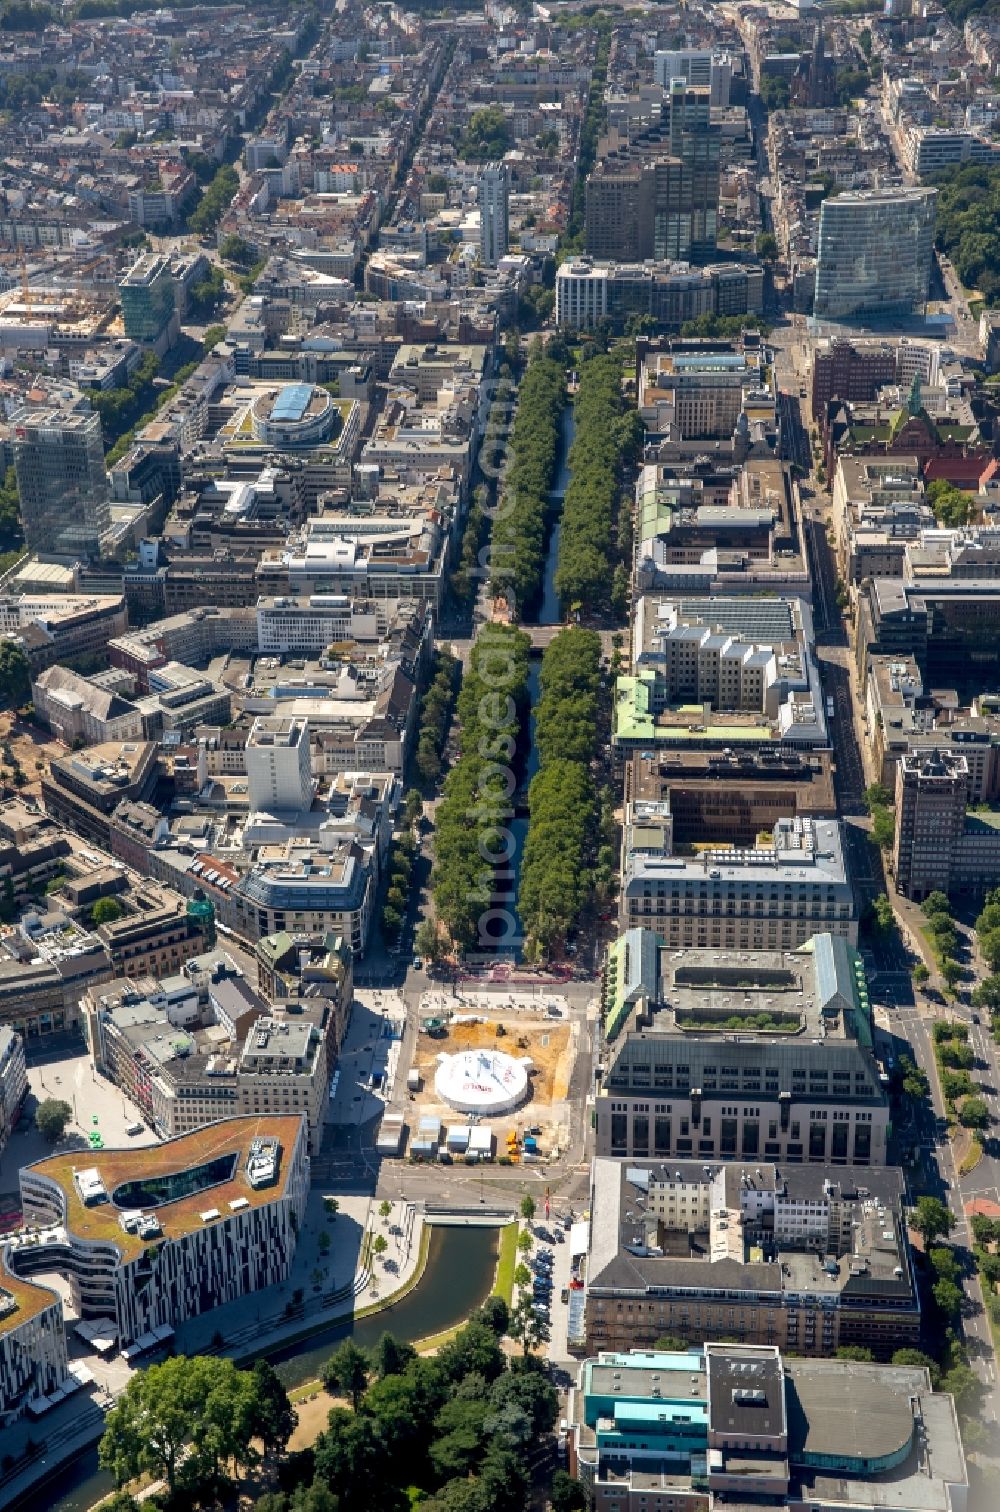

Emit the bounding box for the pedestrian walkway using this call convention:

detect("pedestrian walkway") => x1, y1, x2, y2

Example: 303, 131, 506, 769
327, 992, 407, 1129
176, 1193, 423, 1362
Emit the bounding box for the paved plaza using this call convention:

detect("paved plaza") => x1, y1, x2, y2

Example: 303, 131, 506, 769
0, 1047, 157, 1212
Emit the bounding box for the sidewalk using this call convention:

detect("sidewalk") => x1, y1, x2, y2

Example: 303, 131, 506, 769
175, 1193, 424, 1362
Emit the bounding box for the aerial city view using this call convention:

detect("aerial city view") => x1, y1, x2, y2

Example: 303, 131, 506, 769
1, 0, 1000, 1509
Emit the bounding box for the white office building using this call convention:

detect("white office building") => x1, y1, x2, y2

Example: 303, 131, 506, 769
478, 162, 510, 267
245, 716, 314, 814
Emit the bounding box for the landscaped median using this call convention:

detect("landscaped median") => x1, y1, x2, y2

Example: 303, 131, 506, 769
491, 1220, 518, 1307
932, 1019, 991, 1139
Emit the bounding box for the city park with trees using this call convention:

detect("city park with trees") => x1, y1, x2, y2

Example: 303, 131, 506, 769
96, 1308, 583, 1512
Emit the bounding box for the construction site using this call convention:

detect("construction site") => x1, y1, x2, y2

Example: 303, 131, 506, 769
375, 997, 580, 1166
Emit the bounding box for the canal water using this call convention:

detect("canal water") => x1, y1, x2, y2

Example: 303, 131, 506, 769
37, 1225, 499, 1512
536, 401, 575, 628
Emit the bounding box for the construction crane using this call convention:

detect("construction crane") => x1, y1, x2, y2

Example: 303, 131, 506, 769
74, 253, 108, 303
18, 247, 36, 307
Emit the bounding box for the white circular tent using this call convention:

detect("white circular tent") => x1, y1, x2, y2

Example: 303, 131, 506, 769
434, 1049, 530, 1115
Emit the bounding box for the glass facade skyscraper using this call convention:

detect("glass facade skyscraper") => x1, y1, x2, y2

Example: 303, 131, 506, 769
813, 188, 936, 321
13, 407, 112, 561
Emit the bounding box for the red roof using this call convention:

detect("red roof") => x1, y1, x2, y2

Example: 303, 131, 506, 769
923, 457, 988, 487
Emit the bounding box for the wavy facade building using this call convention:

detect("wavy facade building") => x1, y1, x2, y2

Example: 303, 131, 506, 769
0, 1115, 308, 1418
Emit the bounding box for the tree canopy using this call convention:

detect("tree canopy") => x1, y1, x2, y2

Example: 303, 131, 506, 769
933, 163, 1000, 304
911, 1195, 954, 1247
99, 1354, 290, 1495
927, 479, 974, 529
35, 1097, 71, 1142
490, 346, 566, 615
271, 1325, 560, 1512
518, 626, 605, 953
457, 106, 511, 162
555, 352, 642, 618
0, 639, 30, 708
431, 625, 531, 950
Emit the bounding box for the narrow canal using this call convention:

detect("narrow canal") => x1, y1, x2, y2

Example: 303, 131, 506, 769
36, 1225, 500, 1512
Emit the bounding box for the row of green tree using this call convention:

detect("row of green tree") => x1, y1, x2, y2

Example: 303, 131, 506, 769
0, 65, 89, 105
974, 885, 1000, 976
381, 826, 418, 949
431, 624, 531, 950
189, 162, 240, 237
905, 1195, 984, 1428
972, 887, 1000, 1040
450, 489, 488, 612
414, 649, 459, 786
102, 331, 222, 469
519, 629, 602, 956
680, 312, 772, 341
863, 780, 895, 852
939, 0, 1000, 20
554, 352, 642, 619
85, 351, 161, 446
932, 1018, 990, 1130
0, 466, 23, 556
489, 344, 566, 616
921, 890, 963, 992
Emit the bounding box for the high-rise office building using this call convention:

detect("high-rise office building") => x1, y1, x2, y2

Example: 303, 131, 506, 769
893, 749, 969, 901
478, 162, 509, 267
245, 715, 314, 813
119, 253, 176, 344
13, 407, 112, 561
813, 188, 936, 321
585, 84, 719, 263
666, 79, 720, 260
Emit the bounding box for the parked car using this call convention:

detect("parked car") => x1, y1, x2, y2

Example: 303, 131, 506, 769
561, 1288, 570, 1304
